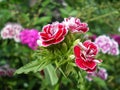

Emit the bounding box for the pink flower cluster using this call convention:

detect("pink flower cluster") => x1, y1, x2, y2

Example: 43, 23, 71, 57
86, 67, 108, 81
0, 23, 23, 42
63, 17, 89, 33
37, 17, 89, 47
94, 35, 119, 55
20, 29, 39, 50
74, 40, 102, 73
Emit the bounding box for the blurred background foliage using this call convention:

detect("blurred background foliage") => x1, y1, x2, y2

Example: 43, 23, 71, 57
0, 0, 120, 90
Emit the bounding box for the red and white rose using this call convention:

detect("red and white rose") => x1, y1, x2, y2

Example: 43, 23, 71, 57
63, 17, 89, 33
37, 22, 68, 47
74, 40, 102, 73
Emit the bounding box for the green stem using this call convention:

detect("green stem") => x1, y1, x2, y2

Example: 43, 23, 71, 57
86, 10, 119, 22
58, 58, 71, 67
58, 67, 67, 78
55, 61, 67, 78
77, 71, 85, 90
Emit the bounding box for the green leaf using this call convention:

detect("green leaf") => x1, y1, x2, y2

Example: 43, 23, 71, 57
44, 64, 58, 85
94, 77, 106, 87
18, 13, 30, 24
14, 58, 51, 74
14, 48, 55, 75
69, 10, 78, 16
0, 9, 12, 24
65, 63, 74, 76
33, 16, 51, 25
42, 0, 50, 7
59, 8, 69, 17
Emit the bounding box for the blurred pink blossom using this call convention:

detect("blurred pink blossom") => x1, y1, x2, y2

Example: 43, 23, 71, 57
94, 35, 112, 53
85, 71, 97, 81
94, 35, 119, 55
0, 65, 15, 77
108, 39, 119, 55
0, 23, 23, 42
86, 67, 108, 81
20, 29, 39, 50
111, 34, 120, 45
97, 67, 108, 80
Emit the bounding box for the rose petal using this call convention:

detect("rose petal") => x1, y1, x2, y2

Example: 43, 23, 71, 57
54, 37, 64, 44
83, 61, 96, 69
86, 66, 97, 73
75, 58, 87, 70
74, 45, 81, 58
54, 28, 63, 39
40, 32, 50, 40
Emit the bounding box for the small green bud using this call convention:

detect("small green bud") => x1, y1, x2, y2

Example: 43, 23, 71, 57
61, 42, 68, 53
73, 39, 80, 46
69, 55, 75, 60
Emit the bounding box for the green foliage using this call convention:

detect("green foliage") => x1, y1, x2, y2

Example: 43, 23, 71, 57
93, 77, 108, 89
44, 64, 58, 85
15, 48, 53, 74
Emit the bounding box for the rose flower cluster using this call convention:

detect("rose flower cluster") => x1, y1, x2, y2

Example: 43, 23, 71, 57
36, 17, 102, 73
37, 17, 89, 47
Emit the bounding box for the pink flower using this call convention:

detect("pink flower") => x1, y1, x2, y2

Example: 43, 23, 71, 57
94, 35, 112, 53
0, 65, 15, 77
1, 30, 9, 39
20, 29, 39, 50
111, 34, 120, 45
97, 68, 108, 80
85, 71, 97, 81
74, 40, 101, 73
108, 39, 119, 55
86, 67, 108, 81
37, 22, 68, 47
0, 23, 23, 42
63, 17, 89, 33
95, 35, 119, 55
